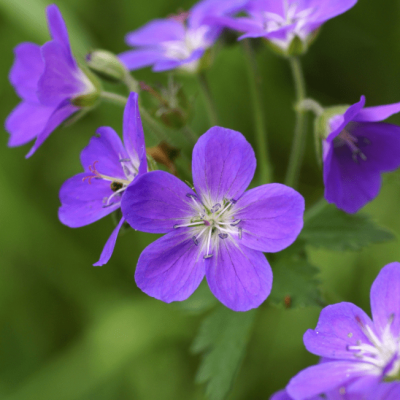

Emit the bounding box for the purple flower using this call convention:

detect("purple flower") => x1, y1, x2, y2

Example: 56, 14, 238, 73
119, 0, 247, 73
323, 96, 400, 213
285, 262, 400, 399
209, 0, 357, 51
272, 385, 400, 400
58, 93, 146, 266
121, 127, 304, 311
5, 4, 98, 157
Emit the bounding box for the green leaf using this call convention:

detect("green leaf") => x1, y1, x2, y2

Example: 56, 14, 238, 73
269, 257, 323, 308
191, 306, 256, 400
301, 202, 396, 251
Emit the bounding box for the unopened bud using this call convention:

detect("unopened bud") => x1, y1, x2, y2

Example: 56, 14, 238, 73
86, 50, 128, 82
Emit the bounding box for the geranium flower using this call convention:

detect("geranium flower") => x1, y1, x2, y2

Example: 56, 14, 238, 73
5, 4, 99, 157
119, 0, 247, 73
272, 385, 400, 400
121, 127, 304, 311
209, 0, 358, 51
323, 96, 400, 213
58, 93, 146, 266
286, 262, 400, 399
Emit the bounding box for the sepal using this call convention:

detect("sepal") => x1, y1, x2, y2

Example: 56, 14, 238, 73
86, 49, 128, 83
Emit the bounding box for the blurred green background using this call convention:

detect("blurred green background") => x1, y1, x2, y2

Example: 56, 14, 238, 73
1, 0, 400, 399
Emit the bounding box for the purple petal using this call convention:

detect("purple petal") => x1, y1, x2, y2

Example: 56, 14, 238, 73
326, 96, 365, 143
189, 0, 248, 28
306, 0, 358, 23
207, 15, 261, 34
38, 41, 89, 107
5, 101, 54, 147
58, 172, 119, 228
125, 19, 185, 46
93, 217, 125, 267
323, 139, 382, 214
46, 4, 76, 67
123, 92, 147, 175
286, 361, 372, 400
205, 241, 272, 311
234, 183, 304, 253
353, 102, 400, 123
152, 48, 205, 72
351, 122, 400, 172
303, 302, 374, 360
192, 127, 256, 204
370, 262, 400, 337
121, 171, 195, 234
26, 100, 78, 158
269, 390, 293, 400
135, 230, 205, 303
9, 43, 44, 102
80, 126, 127, 180
118, 49, 163, 71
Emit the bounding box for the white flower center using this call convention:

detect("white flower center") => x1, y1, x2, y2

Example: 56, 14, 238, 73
173, 194, 242, 259
262, 1, 315, 50
83, 155, 139, 208
347, 315, 400, 379
163, 25, 210, 61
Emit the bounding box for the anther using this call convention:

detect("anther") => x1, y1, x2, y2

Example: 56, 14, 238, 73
231, 198, 237, 204
238, 227, 242, 239
186, 193, 197, 199
192, 236, 199, 246
119, 158, 131, 162
218, 233, 228, 239
211, 203, 221, 213
203, 254, 213, 259
230, 219, 241, 226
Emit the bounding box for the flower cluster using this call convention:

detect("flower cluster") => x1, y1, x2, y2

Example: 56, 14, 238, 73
4, 0, 400, 399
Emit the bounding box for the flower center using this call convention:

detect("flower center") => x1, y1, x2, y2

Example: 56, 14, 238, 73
163, 25, 210, 61
334, 128, 369, 163
83, 157, 139, 208
262, 1, 314, 48
173, 194, 242, 259
347, 315, 400, 380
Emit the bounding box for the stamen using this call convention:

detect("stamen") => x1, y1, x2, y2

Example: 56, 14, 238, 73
230, 219, 241, 226
192, 236, 198, 246
203, 254, 213, 259
238, 227, 242, 240
211, 203, 221, 213
218, 233, 228, 239
174, 221, 206, 229
119, 158, 131, 162
204, 229, 212, 259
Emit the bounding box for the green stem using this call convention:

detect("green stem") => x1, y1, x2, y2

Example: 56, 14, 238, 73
182, 125, 198, 144
243, 39, 272, 184
197, 72, 218, 126
123, 72, 140, 93
100, 91, 167, 142
100, 91, 128, 106
285, 56, 307, 188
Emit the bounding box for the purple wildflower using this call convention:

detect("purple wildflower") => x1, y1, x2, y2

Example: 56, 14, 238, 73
272, 385, 400, 400
285, 262, 400, 399
119, 0, 247, 73
5, 4, 98, 157
121, 127, 304, 311
209, 0, 358, 51
58, 93, 146, 266
323, 96, 400, 213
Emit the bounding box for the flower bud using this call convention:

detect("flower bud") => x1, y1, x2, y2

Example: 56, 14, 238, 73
86, 50, 128, 82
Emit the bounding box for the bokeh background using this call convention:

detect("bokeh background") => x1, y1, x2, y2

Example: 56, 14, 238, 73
1, 0, 400, 399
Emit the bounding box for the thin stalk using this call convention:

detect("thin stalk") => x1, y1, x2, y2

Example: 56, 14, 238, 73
100, 91, 168, 142
123, 72, 140, 93
285, 56, 307, 188
197, 71, 218, 126
100, 91, 128, 106
243, 39, 272, 184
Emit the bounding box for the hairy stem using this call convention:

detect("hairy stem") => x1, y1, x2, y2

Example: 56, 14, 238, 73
198, 71, 218, 126
243, 39, 272, 184
285, 56, 307, 188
